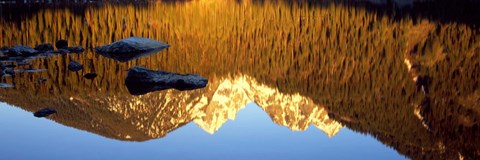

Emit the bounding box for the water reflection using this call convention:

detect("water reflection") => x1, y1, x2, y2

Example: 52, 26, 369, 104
0, 102, 406, 160
0, 0, 479, 159
1, 74, 343, 141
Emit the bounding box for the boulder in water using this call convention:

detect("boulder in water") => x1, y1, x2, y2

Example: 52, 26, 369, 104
34, 43, 54, 52
0, 51, 7, 59
64, 46, 85, 53
0, 64, 16, 69
125, 66, 208, 95
54, 49, 71, 54
0, 47, 9, 52
8, 46, 38, 56
95, 37, 169, 62
68, 61, 83, 72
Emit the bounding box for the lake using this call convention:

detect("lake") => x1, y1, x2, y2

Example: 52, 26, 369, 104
0, 0, 479, 159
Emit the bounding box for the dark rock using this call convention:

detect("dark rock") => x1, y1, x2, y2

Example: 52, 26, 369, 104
83, 73, 97, 79
0, 47, 10, 57
125, 66, 208, 95
67, 61, 83, 72
34, 43, 54, 52
95, 37, 169, 62
1, 68, 15, 76
55, 40, 68, 49
55, 49, 71, 54
0, 51, 7, 59
64, 46, 84, 53
41, 49, 69, 55
8, 46, 38, 56
0, 47, 10, 60
0, 46, 9, 52
33, 108, 57, 118
41, 49, 70, 55
1, 64, 17, 69
4, 68, 14, 75
16, 69, 46, 73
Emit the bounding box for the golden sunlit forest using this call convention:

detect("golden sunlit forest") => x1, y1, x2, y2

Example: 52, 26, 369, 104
0, 0, 479, 159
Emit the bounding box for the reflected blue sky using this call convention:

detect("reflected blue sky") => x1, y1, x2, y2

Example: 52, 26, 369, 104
0, 102, 407, 160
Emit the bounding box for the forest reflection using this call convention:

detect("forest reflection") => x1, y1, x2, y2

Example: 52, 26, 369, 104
0, 0, 479, 159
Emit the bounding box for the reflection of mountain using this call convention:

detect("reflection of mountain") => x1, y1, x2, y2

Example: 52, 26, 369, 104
194, 76, 342, 137
0, 0, 479, 159
0, 75, 342, 141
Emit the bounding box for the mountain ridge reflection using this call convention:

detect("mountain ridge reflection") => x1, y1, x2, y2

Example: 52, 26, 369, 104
0, 0, 479, 159
0, 75, 343, 141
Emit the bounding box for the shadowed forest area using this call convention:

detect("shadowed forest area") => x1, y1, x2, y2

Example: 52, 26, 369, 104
0, 0, 479, 159
1, 0, 480, 27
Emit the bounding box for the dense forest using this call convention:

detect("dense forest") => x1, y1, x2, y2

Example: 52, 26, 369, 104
0, 0, 479, 159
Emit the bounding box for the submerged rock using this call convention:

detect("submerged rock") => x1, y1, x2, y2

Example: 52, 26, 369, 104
54, 49, 71, 54
1, 65, 15, 77
0, 64, 16, 69
8, 46, 38, 56
33, 108, 57, 118
16, 69, 46, 73
2, 43, 82, 61
95, 37, 169, 62
67, 61, 83, 72
2, 68, 15, 76
83, 73, 97, 79
34, 43, 54, 52
0, 51, 7, 59
125, 66, 208, 95
0, 47, 9, 52
55, 40, 68, 49
64, 46, 84, 53
1, 47, 10, 58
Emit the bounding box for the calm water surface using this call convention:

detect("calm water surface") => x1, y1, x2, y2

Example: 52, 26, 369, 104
0, 102, 405, 160
0, 0, 479, 159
